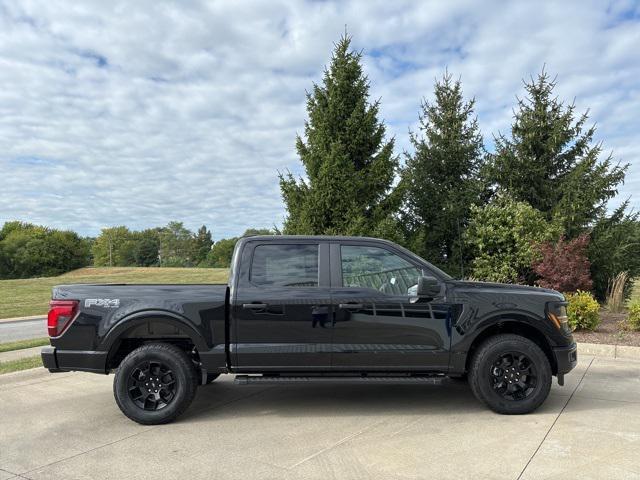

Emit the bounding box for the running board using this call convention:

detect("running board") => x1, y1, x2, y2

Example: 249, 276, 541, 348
234, 375, 447, 385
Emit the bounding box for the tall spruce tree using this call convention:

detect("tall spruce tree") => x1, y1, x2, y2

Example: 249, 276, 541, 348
279, 35, 400, 237
490, 70, 628, 237
192, 225, 213, 265
402, 72, 485, 276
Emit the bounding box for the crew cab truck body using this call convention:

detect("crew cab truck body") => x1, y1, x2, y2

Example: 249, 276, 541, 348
42, 236, 578, 424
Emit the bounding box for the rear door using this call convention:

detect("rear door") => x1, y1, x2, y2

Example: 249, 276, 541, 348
330, 241, 451, 372
231, 240, 332, 371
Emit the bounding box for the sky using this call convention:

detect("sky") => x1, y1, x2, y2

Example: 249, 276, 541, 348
1, 0, 639, 240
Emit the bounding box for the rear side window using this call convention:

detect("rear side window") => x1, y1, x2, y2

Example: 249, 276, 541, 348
251, 244, 319, 287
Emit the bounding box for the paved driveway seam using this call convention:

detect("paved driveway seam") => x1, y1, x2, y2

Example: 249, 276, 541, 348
516, 357, 595, 480
290, 419, 386, 469
20, 429, 154, 477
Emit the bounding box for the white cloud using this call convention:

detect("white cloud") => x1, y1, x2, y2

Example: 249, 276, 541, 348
0, 0, 638, 239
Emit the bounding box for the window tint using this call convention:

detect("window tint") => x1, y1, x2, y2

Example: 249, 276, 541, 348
251, 244, 319, 287
341, 245, 421, 295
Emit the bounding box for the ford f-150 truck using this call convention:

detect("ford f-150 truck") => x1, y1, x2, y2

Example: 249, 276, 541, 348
42, 235, 577, 424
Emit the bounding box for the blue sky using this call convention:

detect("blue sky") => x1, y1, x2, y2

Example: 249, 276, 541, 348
1, 0, 639, 239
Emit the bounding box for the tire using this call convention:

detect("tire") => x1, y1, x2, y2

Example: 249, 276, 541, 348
113, 343, 198, 425
468, 334, 551, 415
206, 373, 220, 384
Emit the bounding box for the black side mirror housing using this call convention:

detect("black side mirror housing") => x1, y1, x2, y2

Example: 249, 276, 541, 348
417, 275, 441, 298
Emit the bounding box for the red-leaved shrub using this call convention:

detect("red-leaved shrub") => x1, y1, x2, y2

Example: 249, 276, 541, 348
533, 234, 593, 293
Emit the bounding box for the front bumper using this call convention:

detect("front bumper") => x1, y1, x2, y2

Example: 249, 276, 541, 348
553, 342, 578, 375
41, 346, 108, 374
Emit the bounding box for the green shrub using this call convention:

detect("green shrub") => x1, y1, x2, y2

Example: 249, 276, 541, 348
464, 195, 560, 283
627, 302, 640, 332
566, 290, 600, 331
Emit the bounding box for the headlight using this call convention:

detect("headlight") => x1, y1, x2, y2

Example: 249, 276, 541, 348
547, 301, 570, 333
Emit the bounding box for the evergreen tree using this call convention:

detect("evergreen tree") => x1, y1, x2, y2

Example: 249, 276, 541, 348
192, 225, 213, 265
490, 70, 627, 237
402, 72, 485, 276
588, 202, 640, 300
279, 35, 400, 237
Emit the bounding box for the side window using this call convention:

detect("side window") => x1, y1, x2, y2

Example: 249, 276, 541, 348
251, 244, 319, 287
341, 245, 422, 295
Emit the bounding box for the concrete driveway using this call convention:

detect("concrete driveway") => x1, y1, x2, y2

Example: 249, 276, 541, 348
1, 354, 639, 480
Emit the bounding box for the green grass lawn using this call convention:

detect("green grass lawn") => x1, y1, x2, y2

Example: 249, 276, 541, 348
632, 280, 640, 304
0, 356, 43, 374
0, 337, 49, 353
0, 267, 229, 319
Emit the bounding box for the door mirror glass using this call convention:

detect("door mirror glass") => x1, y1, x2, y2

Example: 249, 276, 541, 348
415, 276, 441, 298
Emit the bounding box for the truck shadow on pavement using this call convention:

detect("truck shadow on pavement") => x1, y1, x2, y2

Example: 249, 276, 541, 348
182, 379, 488, 422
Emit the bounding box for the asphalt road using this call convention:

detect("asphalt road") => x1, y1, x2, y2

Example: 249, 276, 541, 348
1, 354, 639, 479
0, 318, 47, 343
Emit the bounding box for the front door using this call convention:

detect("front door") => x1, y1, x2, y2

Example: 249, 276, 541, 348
330, 242, 451, 372
232, 241, 332, 370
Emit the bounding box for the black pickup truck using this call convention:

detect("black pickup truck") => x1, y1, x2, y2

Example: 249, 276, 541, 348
42, 235, 577, 424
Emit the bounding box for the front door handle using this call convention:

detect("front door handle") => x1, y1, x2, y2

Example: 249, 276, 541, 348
339, 303, 363, 310
243, 303, 268, 310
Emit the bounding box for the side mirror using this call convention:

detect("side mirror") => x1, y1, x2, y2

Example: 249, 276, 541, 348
417, 276, 441, 298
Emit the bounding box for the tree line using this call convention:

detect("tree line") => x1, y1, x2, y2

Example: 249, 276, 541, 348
280, 35, 640, 300
0, 221, 274, 279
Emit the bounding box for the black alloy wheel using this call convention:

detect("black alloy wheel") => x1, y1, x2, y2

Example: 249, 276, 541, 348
489, 352, 537, 401
127, 360, 177, 411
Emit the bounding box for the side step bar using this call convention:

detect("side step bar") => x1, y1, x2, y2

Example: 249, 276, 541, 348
234, 375, 448, 385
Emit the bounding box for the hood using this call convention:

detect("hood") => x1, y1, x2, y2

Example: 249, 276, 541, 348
449, 280, 563, 299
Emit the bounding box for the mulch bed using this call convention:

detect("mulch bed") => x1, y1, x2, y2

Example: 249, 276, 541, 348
571, 309, 640, 347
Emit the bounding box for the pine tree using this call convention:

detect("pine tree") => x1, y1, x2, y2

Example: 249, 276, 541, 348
279, 35, 400, 237
192, 225, 213, 265
490, 70, 628, 237
402, 72, 485, 276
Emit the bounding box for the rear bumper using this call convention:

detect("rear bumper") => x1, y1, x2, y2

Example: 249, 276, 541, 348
553, 342, 578, 375
41, 346, 108, 374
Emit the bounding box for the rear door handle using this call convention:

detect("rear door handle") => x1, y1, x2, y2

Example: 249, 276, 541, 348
243, 303, 268, 310
339, 303, 363, 310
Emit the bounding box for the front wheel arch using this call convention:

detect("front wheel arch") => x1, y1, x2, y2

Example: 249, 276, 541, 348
464, 321, 557, 375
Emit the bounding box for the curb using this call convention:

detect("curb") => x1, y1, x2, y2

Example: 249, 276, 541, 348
577, 342, 640, 360
0, 315, 46, 324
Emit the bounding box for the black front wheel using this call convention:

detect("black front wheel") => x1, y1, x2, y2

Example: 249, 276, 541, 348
114, 343, 198, 425
469, 334, 552, 414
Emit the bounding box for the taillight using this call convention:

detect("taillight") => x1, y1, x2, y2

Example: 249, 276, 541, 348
47, 300, 79, 337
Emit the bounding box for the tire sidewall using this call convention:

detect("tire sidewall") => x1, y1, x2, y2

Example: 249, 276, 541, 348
114, 345, 194, 424
473, 336, 551, 414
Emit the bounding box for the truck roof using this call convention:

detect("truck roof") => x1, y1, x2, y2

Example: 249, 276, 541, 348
239, 234, 394, 243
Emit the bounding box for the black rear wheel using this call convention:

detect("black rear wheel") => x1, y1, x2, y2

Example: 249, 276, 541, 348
114, 343, 198, 424
469, 334, 551, 414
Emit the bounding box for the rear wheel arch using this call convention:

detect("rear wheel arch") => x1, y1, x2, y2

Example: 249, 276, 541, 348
104, 312, 208, 370
464, 320, 557, 375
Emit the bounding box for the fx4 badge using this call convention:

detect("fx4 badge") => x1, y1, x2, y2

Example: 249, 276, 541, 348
85, 298, 120, 309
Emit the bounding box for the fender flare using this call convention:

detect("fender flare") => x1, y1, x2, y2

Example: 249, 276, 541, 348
455, 315, 557, 373
100, 309, 209, 356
